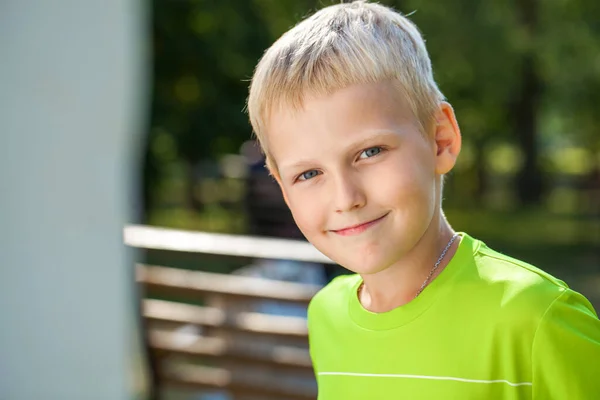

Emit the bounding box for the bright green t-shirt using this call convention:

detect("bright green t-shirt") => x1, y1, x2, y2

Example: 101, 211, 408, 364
307, 233, 600, 399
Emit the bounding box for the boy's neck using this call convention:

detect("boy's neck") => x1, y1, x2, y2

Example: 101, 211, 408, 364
358, 214, 460, 313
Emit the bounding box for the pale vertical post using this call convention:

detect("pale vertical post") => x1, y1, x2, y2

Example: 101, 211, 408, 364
0, 1, 149, 399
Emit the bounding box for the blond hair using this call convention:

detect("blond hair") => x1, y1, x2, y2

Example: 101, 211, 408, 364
247, 1, 444, 167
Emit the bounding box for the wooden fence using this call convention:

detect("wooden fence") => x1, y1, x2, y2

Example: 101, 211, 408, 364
125, 225, 334, 400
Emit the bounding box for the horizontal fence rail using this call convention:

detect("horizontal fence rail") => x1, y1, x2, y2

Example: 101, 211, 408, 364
125, 224, 334, 263
138, 264, 321, 304
149, 330, 313, 371
159, 363, 316, 400
143, 298, 309, 339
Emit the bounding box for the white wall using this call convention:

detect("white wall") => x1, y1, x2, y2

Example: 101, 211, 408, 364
0, 1, 149, 399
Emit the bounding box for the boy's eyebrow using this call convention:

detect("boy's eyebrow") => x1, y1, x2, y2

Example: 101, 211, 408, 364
279, 129, 402, 172
343, 129, 401, 152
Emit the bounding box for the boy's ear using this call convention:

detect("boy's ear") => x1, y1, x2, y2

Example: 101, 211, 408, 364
433, 102, 461, 175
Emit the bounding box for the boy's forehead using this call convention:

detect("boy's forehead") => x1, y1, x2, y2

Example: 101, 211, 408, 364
266, 82, 416, 138
264, 82, 420, 162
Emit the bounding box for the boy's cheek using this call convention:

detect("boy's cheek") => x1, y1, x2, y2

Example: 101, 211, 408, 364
287, 193, 324, 229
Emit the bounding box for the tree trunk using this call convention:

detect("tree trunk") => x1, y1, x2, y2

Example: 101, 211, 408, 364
184, 159, 204, 212
514, 0, 544, 205
474, 140, 488, 201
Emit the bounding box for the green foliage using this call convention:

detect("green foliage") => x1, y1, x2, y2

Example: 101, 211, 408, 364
146, 0, 600, 212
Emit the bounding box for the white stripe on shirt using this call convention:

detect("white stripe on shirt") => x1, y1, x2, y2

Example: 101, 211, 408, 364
318, 372, 532, 387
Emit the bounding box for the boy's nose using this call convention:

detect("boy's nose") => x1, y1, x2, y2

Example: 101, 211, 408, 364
333, 175, 366, 213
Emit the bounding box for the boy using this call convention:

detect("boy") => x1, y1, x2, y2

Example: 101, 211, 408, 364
246, 1, 600, 399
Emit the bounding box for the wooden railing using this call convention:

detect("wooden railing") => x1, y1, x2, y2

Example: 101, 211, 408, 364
126, 225, 334, 400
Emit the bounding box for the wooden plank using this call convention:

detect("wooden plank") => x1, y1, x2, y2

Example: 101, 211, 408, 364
160, 363, 317, 400
158, 387, 288, 400
143, 299, 308, 339
149, 329, 313, 373
124, 224, 334, 264
138, 265, 321, 305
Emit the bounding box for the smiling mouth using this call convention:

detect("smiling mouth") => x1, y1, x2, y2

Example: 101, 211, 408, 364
331, 213, 389, 236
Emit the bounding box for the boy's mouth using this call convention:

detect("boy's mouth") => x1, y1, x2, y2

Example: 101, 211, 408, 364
331, 212, 389, 236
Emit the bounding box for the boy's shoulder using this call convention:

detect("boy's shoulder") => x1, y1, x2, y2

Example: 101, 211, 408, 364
473, 238, 600, 360
472, 238, 569, 304
465, 235, 598, 324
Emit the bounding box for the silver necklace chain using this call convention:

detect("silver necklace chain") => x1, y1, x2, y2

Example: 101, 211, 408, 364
413, 233, 459, 298
358, 233, 460, 300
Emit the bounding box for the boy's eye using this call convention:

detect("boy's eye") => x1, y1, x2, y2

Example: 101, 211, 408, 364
297, 169, 321, 181
359, 146, 382, 159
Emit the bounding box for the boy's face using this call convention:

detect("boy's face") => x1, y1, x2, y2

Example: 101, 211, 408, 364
266, 82, 460, 275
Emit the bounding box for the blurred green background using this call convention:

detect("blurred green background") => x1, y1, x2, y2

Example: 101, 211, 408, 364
141, 0, 600, 301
